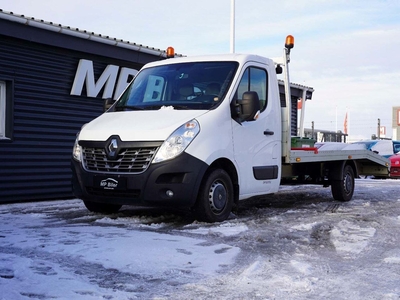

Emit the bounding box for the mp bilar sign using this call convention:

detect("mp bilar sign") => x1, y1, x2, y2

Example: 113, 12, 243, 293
70, 59, 139, 100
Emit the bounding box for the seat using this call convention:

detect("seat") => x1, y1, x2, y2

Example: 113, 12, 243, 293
179, 83, 194, 100
205, 83, 221, 96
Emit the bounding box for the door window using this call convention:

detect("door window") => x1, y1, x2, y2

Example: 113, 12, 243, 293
236, 67, 268, 111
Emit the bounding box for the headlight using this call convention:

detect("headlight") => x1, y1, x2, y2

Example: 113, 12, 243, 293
72, 136, 82, 162
153, 119, 200, 163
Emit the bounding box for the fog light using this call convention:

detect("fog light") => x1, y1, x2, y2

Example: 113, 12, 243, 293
166, 190, 174, 198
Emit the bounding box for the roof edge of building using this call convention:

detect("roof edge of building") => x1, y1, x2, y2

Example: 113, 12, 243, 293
0, 9, 183, 58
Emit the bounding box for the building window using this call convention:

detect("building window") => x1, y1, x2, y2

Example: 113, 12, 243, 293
0, 81, 5, 138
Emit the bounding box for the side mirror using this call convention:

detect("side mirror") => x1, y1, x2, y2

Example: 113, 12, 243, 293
103, 98, 116, 112
231, 91, 261, 123
275, 64, 283, 74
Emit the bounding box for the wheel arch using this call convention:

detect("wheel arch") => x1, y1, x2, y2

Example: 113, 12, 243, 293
207, 158, 239, 205
328, 160, 358, 181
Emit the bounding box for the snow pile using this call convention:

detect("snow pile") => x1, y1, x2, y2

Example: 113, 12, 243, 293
1, 179, 400, 299
330, 220, 376, 256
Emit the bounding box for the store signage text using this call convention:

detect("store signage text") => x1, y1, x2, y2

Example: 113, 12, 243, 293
70, 59, 138, 100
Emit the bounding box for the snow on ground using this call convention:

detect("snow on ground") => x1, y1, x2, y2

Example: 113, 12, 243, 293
1, 179, 400, 299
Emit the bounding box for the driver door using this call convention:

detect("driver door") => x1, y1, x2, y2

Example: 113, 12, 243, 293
231, 63, 281, 197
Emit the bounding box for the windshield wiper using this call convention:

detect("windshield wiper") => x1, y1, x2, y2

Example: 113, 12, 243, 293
171, 105, 190, 110
116, 104, 190, 111
115, 105, 145, 111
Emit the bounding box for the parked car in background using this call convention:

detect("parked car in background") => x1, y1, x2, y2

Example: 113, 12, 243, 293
315, 140, 398, 158
389, 153, 400, 178
350, 140, 399, 179
316, 140, 399, 179
393, 141, 400, 154
350, 140, 395, 158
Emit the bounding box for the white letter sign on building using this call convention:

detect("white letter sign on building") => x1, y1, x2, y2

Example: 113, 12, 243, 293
114, 67, 138, 98
70, 59, 138, 100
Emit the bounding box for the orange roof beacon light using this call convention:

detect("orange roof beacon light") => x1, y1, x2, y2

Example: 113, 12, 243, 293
166, 47, 175, 58
285, 35, 294, 50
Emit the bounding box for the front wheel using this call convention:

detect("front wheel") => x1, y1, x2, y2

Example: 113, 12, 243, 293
331, 165, 355, 201
194, 169, 234, 223
83, 200, 122, 214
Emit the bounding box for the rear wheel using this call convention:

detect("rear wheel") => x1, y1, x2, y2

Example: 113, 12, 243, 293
194, 169, 234, 223
331, 165, 355, 201
83, 200, 122, 214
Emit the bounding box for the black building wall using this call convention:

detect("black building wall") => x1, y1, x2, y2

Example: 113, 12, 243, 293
0, 17, 165, 203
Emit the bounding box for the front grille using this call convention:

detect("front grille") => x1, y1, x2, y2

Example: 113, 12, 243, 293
82, 146, 158, 173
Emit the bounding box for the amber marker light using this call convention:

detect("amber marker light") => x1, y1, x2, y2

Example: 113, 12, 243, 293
348, 155, 353, 159
285, 35, 294, 49
296, 157, 301, 162
166, 47, 175, 58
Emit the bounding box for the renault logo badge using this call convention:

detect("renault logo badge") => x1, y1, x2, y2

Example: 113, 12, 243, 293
107, 138, 118, 159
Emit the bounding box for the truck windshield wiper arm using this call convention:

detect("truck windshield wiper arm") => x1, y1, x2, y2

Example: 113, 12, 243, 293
171, 105, 190, 110
116, 104, 191, 111
115, 105, 145, 111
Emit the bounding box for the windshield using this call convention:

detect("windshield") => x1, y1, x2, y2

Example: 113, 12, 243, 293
115, 61, 238, 111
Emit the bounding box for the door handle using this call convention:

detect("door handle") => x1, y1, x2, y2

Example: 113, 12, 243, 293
264, 130, 274, 135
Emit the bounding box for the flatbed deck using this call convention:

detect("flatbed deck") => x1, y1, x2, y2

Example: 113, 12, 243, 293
285, 149, 390, 177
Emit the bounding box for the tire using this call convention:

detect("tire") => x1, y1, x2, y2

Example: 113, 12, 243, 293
194, 169, 234, 223
331, 165, 355, 201
83, 200, 122, 214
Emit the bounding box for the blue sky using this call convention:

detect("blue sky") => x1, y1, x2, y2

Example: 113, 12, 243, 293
1, 0, 399, 140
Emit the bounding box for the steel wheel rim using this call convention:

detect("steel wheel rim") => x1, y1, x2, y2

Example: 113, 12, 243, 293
208, 180, 227, 213
344, 172, 353, 195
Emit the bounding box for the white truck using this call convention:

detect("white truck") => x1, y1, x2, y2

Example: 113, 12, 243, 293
71, 36, 390, 222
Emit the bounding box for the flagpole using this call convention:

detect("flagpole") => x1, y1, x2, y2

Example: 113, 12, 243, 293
335, 105, 338, 132
348, 110, 350, 137
230, 0, 235, 53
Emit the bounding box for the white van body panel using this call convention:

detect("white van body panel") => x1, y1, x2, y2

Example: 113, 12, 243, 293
184, 57, 282, 199
231, 61, 282, 197
185, 107, 234, 165
143, 53, 274, 69
78, 109, 207, 141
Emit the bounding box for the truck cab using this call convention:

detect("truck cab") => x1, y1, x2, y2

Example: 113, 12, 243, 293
72, 53, 283, 222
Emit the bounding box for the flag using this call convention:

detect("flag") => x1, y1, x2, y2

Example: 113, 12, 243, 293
297, 98, 302, 110
343, 112, 348, 134
380, 126, 386, 137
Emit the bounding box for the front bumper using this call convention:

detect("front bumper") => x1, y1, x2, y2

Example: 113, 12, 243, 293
71, 152, 208, 208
